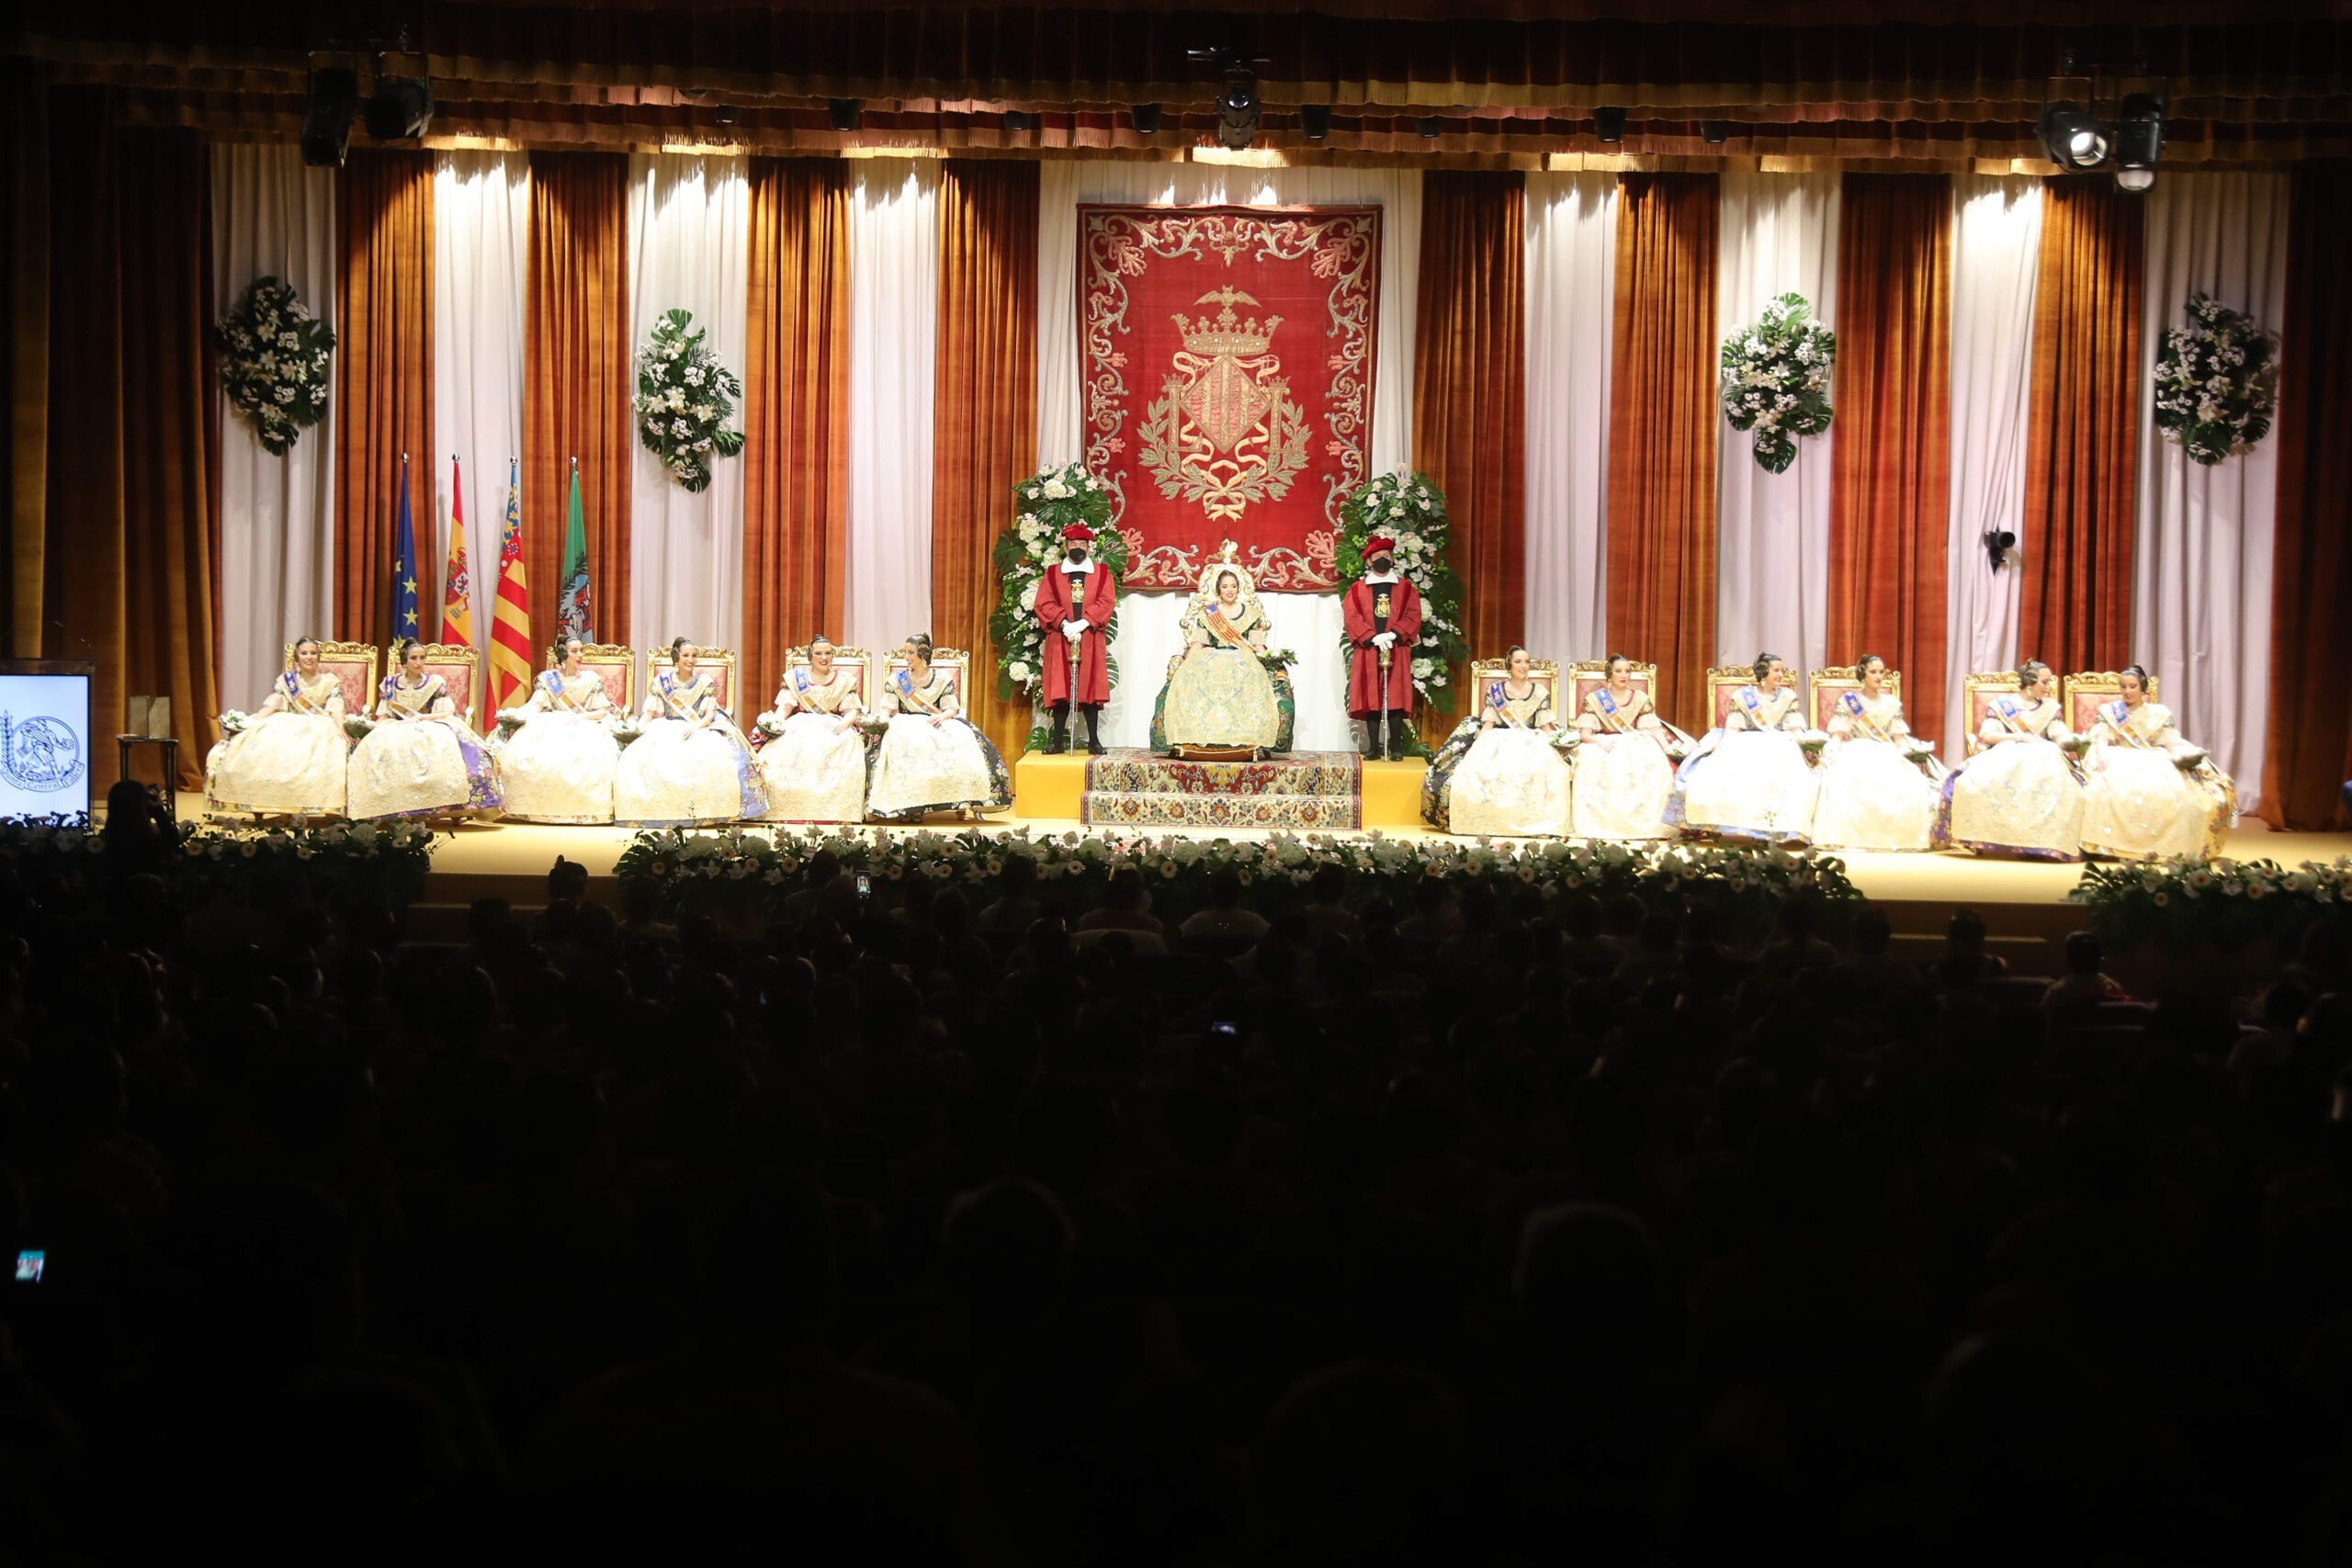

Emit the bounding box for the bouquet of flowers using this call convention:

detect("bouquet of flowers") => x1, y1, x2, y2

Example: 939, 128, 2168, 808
610, 717, 646, 746
1336, 470, 1471, 715
989, 462, 1127, 705
1797, 728, 1831, 758
218, 709, 254, 739
1721, 292, 1836, 474
342, 716, 376, 741
754, 710, 789, 739
1259, 648, 1297, 672
855, 709, 894, 736
634, 308, 745, 492
2154, 294, 2278, 467
1549, 728, 1582, 755
215, 276, 334, 456
495, 708, 531, 735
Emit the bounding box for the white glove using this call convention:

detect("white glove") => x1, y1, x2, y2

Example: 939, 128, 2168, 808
1372, 631, 1397, 650
1062, 619, 1087, 637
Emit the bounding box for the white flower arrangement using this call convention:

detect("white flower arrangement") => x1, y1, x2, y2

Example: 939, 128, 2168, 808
989, 461, 1125, 711
2154, 294, 2278, 467
1720, 292, 1836, 475
342, 716, 377, 741
610, 716, 646, 746
495, 707, 532, 733
754, 710, 788, 739
216, 276, 334, 456
634, 308, 744, 492
1336, 469, 1470, 715
218, 709, 254, 738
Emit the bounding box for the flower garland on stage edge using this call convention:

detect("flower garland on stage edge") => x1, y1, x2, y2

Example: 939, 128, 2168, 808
617, 825, 1866, 935
214, 276, 334, 457
989, 462, 1128, 735
634, 308, 744, 492
1336, 470, 1469, 721
0, 816, 436, 908
2153, 293, 2279, 467
2071, 853, 2348, 950
1720, 292, 1836, 475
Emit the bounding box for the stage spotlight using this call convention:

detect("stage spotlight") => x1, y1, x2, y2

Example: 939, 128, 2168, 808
363, 75, 433, 141
829, 98, 863, 132
1299, 104, 1330, 141
2114, 93, 2165, 191
1983, 528, 2016, 572
714, 105, 740, 126
1216, 68, 1261, 150
1003, 110, 1035, 132
1418, 114, 1442, 140
300, 65, 359, 168
1700, 118, 1729, 144
1131, 103, 1161, 135
1594, 106, 1626, 143
2039, 100, 2109, 170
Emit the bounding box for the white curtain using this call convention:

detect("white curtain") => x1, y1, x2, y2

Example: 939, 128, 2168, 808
1040, 162, 1421, 750
627, 153, 751, 658
212, 144, 337, 703
1521, 172, 1618, 667
844, 160, 941, 660
431, 151, 529, 653
1714, 171, 1840, 684
2130, 173, 2289, 813
1941, 175, 2045, 758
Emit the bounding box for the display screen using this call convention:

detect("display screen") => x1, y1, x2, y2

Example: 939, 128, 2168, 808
0, 666, 93, 820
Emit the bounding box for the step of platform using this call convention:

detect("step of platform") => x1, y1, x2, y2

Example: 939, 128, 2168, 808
1012, 748, 1427, 829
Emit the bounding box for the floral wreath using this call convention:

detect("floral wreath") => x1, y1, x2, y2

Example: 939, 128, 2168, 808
989, 462, 1128, 709
634, 308, 744, 492
1720, 291, 1836, 475
1335, 469, 1469, 716
2154, 293, 2279, 467
215, 276, 334, 456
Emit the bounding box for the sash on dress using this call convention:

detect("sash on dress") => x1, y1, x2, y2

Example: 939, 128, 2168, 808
1202, 605, 1251, 651
1840, 690, 1895, 745
280, 671, 331, 715
2103, 698, 2158, 750
895, 669, 945, 716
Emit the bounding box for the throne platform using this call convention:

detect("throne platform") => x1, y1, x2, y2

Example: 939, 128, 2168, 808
1012, 749, 1427, 829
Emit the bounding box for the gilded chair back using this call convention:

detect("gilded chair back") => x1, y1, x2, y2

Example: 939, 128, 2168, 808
1467, 655, 1561, 720
1705, 664, 1781, 729
388, 643, 480, 723
1567, 659, 1657, 724
1960, 671, 2025, 756
1808, 665, 1903, 732
648, 646, 741, 719
882, 648, 970, 713
286, 640, 379, 717
781, 644, 873, 710
2062, 671, 2158, 738
549, 643, 638, 714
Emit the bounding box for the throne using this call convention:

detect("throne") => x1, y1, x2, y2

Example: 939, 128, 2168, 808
2062, 670, 2157, 740
1146, 547, 1296, 758
648, 644, 742, 719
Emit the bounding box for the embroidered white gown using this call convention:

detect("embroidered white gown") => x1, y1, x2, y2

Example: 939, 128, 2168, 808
1668, 685, 1819, 845
867, 667, 1014, 822
206, 670, 347, 816
1422, 682, 1571, 837
1569, 688, 1675, 840
346, 673, 502, 820
1936, 695, 2084, 861
2079, 700, 2235, 862
1161, 599, 1282, 750
758, 668, 869, 823
1810, 689, 1939, 852
498, 670, 621, 825
616, 670, 766, 827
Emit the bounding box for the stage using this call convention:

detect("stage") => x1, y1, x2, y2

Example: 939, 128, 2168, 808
173, 792, 2352, 976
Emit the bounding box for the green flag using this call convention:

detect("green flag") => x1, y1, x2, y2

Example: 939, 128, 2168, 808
558, 462, 592, 641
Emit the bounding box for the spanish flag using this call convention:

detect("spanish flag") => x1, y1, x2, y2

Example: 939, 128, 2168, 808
442, 456, 474, 651
488, 457, 533, 711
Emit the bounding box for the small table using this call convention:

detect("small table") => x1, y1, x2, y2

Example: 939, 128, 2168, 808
116, 735, 182, 822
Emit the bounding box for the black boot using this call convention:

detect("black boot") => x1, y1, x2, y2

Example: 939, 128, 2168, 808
1385, 712, 1411, 761
1360, 717, 1384, 761
1045, 705, 1069, 754
1082, 705, 1105, 755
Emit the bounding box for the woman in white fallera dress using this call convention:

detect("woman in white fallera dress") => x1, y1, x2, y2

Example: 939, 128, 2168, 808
1160, 569, 1283, 752
1809, 654, 1939, 852
1668, 652, 1819, 845
1420, 647, 1572, 836
206, 636, 348, 817
346, 639, 503, 820
616, 638, 766, 827
1569, 654, 1678, 840
1936, 659, 2086, 861
2078, 663, 2236, 862
497, 636, 623, 825
757, 635, 869, 823
867, 635, 1014, 823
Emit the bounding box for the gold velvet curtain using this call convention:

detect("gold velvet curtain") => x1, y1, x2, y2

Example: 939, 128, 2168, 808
524, 152, 631, 650
34, 88, 218, 790
333, 150, 434, 649
741, 156, 852, 709
1605, 173, 1718, 730
2261, 162, 2352, 830
1414, 170, 1526, 726
932, 159, 1040, 758
1827, 173, 1952, 745
2018, 178, 2143, 681
3, 60, 48, 660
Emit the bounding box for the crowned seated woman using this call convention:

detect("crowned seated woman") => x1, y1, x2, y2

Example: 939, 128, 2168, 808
206, 635, 348, 817
346, 638, 502, 820
616, 637, 765, 827
1421, 646, 1571, 836
495, 635, 621, 825
1667, 651, 1819, 845
1154, 558, 1285, 756
756, 635, 868, 823
2078, 663, 2234, 861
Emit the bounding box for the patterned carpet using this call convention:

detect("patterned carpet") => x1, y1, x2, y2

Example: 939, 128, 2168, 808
1079, 748, 1364, 829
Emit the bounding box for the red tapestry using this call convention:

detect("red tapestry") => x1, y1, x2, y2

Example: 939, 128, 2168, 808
1079, 204, 1381, 592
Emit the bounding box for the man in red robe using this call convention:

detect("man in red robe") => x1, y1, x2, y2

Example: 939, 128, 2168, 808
1035, 523, 1118, 754
1342, 536, 1422, 760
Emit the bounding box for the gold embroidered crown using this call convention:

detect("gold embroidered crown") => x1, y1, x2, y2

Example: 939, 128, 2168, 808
1173, 287, 1281, 358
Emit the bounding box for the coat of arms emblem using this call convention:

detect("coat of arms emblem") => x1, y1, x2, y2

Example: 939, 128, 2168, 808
1139, 287, 1311, 524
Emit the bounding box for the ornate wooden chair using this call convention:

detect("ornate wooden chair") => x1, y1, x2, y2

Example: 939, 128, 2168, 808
1959, 671, 2024, 757
648, 645, 742, 719
2063, 670, 2157, 740
549, 643, 638, 715
1567, 658, 1658, 722
882, 648, 971, 714
1808, 664, 1904, 731
401, 643, 481, 725
779, 644, 874, 710
1704, 663, 1766, 729
1466, 655, 1562, 723
288, 641, 379, 739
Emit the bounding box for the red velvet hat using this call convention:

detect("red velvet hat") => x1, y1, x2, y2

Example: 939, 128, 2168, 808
1061, 524, 1097, 544
1364, 535, 1397, 558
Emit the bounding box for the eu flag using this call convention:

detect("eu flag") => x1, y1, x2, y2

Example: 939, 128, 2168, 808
392, 456, 421, 638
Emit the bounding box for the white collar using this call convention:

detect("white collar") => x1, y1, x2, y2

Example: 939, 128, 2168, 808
1362, 570, 1400, 585
1060, 557, 1096, 575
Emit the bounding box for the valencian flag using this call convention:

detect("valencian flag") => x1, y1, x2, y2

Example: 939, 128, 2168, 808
391, 455, 421, 638
488, 457, 534, 711
441, 456, 474, 651
558, 457, 592, 642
